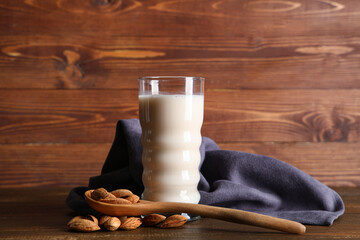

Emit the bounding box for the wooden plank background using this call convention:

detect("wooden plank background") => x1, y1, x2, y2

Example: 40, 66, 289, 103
0, 0, 359, 188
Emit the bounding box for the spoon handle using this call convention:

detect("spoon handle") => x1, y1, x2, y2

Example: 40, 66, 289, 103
154, 202, 306, 234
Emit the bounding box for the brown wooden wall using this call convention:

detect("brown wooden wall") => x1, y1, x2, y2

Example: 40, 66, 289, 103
0, 0, 359, 188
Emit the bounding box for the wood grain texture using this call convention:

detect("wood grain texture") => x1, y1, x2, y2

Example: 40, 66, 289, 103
0, 143, 358, 188
0, 144, 108, 188
1, 0, 360, 89
1, 89, 359, 144
1, 0, 360, 187
0, 187, 359, 239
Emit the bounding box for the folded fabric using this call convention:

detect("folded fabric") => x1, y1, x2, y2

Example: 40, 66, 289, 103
66, 119, 345, 225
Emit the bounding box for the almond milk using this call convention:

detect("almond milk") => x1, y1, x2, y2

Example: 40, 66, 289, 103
139, 94, 204, 203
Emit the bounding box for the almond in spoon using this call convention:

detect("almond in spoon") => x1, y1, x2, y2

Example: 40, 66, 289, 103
100, 198, 132, 204
125, 194, 140, 204
91, 188, 109, 200
111, 189, 133, 198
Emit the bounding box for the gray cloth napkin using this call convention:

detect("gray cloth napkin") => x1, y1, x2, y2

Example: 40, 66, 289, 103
66, 119, 345, 225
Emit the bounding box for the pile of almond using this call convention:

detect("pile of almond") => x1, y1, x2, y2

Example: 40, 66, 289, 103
67, 188, 188, 232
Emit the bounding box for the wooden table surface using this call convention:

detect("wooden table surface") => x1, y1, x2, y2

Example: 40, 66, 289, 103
0, 187, 359, 239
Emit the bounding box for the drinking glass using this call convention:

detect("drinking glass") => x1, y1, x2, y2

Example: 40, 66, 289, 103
138, 76, 204, 205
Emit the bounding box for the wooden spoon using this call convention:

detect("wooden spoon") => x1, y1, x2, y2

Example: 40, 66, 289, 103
84, 190, 306, 234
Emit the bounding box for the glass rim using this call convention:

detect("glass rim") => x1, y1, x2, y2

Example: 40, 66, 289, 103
138, 76, 204, 82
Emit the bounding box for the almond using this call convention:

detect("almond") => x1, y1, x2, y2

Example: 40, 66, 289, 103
125, 194, 140, 204
103, 217, 121, 231
100, 198, 132, 204
67, 216, 83, 226
87, 215, 99, 225
68, 219, 100, 232
67, 215, 98, 226
111, 189, 133, 198
142, 214, 166, 226
91, 188, 109, 200
99, 215, 112, 226
159, 215, 188, 228
104, 192, 116, 199
119, 216, 127, 223
119, 217, 142, 230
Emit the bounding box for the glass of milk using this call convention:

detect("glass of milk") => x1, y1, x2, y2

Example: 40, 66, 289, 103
138, 76, 204, 204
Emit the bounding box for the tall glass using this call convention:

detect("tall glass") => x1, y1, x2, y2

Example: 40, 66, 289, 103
138, 76, 204, 204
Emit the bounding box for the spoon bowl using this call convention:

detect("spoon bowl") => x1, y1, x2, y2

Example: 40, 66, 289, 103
84, 190, 306, 234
